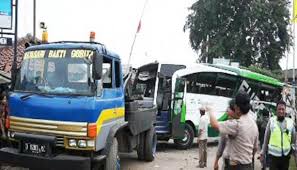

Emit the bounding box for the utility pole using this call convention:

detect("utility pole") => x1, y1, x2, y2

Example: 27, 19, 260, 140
293, 0, 296, 109
11, 0, 19, 90
33, 0, 36, 41
285, 49, 289, 82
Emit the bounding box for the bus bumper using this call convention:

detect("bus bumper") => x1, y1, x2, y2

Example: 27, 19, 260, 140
0, 147, 92, 170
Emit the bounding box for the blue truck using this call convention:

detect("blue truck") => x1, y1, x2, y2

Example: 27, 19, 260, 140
0, 41, 157, 170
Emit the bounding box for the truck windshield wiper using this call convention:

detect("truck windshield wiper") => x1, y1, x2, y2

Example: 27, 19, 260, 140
20, 92, 53, 101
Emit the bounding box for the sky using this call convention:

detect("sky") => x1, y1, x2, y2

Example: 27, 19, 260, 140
16, 0, 198, 68
12, 0, 297, 70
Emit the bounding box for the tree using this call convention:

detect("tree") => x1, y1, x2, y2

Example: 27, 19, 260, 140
184, 0, 291, 70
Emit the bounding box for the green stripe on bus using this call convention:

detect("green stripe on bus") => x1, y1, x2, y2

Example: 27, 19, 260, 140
239, 70, 283, 87
208, 112, 228, 137
181, 103, 186, 123
217, 112, 229, 121
209, 64, 283, 87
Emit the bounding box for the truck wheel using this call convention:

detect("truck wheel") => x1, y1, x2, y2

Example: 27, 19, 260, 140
137, 132, 145, 160
105, 138, 120, 170
144, 126, 157, 161
173, 123, 194, 150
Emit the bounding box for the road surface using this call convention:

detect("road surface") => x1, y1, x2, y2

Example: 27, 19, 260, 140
0, 140, 270, 170
121, 140, 262, 170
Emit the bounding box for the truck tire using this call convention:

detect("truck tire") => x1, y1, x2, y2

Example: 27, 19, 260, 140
173, 123, 194, 150
144, 126, 157, 161
137, 132, 145, 160
105, 138, 120, 170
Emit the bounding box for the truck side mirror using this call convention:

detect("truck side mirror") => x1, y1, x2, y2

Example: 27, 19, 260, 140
93, 54, 103, 80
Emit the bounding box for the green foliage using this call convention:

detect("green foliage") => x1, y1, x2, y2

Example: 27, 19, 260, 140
184, 0, 292, 70
243, 65, 284, 81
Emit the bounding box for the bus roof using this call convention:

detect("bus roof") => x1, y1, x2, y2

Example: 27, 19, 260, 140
173, 64, 237, 78
26, 41, 121, 60
209, 64, 284, 87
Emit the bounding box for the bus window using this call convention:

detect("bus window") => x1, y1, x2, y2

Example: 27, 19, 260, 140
259, 84, 281, 102
184, 74, 197, 93
196, 72, 217, 95
185, 72, 217, 95
239, 79, 259, 98
238, 78, 283, 103
215, 73, 238, 97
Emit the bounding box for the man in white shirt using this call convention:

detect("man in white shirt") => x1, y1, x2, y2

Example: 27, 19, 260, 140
198, 107, 208, 168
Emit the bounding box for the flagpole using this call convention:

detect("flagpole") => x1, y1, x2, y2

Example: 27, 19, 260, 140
293, 0, 296, 109
127, 0, 149, 67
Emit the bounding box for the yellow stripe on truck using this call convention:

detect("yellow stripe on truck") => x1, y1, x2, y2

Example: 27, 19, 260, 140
96, 107, 125, 135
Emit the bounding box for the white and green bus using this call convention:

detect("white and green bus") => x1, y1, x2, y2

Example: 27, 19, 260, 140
132, 62, 290, 149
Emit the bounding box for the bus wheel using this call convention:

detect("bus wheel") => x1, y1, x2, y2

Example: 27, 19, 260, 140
137, 132, 145, 160
174, 123, 194, 150
144, 126, 157, 161
105, 138, 120, 170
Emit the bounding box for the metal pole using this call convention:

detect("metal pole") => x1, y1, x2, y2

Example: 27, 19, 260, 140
206, 35, 209, 63
12, 0, 18, 90
127, 0, 149, 67
285, 49, 289, 82
33, 0, 36, 41
293, 25, 295, 86
293, 0, 296, 109
128, 33, 137, 67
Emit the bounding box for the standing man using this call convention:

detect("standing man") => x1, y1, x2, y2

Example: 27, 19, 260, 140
260, 100, 296, 170
207, 91, 258, 170
198, 107, 208, 168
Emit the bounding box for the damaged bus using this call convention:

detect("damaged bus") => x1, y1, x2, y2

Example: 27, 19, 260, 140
133, 62, 288, 149
170, 64, 286, 149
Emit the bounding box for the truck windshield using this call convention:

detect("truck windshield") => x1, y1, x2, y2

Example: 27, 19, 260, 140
15, 49, 95, 96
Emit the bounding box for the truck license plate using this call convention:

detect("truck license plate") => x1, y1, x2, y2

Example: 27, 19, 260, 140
23, 142, 47, 154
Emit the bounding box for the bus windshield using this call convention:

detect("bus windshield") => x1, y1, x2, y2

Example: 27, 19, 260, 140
15, 49, 94, 96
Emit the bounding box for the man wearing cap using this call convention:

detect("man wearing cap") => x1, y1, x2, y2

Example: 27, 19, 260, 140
197, 107, 208, 168
207, 91, 258, 170
260, 100, 296, 170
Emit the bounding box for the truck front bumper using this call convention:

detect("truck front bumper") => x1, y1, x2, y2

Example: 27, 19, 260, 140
0, 147, 92, 170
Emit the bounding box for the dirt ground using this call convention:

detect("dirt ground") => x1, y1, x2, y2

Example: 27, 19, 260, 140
2, 140, 296, 170
121, 140, 262, 170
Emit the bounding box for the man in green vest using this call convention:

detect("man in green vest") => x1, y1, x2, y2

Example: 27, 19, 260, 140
260, 100, 296, 170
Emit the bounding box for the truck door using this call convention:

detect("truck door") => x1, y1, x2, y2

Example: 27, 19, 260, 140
171, 78, 186, 139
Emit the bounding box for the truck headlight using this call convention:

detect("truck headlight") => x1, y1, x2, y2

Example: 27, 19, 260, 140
68, 139, 77, 147
77, 140, 87, 148
8, 131, 15, 138
87, 140, 95, 147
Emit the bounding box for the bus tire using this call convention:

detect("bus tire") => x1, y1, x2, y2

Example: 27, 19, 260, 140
144, 126, 157, 162
137, 132, 145, 160
173, 123, 194, 150
105, 138, 120, 170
